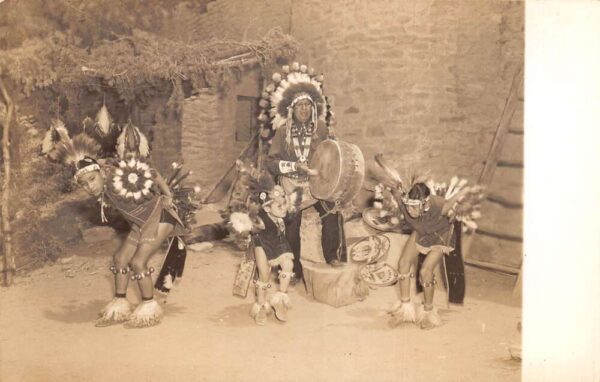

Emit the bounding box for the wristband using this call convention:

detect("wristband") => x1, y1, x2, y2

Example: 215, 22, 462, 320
278, 161, 297, 174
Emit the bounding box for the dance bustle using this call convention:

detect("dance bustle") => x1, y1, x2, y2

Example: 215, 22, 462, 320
155, 237, 187, 293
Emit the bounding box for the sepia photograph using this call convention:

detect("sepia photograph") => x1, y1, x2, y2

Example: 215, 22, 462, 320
0, 1, 597, 381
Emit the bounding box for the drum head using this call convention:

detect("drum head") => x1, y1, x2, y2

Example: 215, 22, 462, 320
358, 262, 399, 287
309, 140, 341, 200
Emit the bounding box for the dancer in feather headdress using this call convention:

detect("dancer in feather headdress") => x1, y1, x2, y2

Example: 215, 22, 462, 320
227, 161, 302, 325
54, 124, 195, 328
249, 185, 296, 325
371, 155, 484, 329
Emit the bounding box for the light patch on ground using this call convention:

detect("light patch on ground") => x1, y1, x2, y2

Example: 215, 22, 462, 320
0, 235, 521, 382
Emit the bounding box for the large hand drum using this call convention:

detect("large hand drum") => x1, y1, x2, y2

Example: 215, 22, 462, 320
309, 140, 365, 206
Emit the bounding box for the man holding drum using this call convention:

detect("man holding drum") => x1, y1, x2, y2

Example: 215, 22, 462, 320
262, 63, 348, 282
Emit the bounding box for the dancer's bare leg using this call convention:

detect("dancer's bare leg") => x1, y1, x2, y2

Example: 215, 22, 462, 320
417, 249, 444, 329
125, 223, 174, 328
251, 247, 272, 325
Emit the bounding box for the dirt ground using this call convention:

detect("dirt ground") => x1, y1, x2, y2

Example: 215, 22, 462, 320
0, 210, 521, 382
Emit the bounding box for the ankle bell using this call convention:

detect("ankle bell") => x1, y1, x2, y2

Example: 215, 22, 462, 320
130, 267, 155, 281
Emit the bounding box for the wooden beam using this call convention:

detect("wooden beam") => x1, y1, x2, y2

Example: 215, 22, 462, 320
508, 128, 524, 135
0, 77, 15, 286
482, 159, 524, 168
257, 78, 269, 172
498, 159, 523, 168
476, 228, 523, 242
478, 65, 524, 186
202, 132, 259, 204
464, 259, 520, 275
487, 193, 523, 209
512, 264, 523, 298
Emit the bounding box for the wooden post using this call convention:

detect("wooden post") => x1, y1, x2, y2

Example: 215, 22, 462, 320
202, 132, 259, 204
0, 78, 15, 286
256, 77, 269, 172
512, 264, 523, 298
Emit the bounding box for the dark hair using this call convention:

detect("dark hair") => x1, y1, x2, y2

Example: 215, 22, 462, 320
408, 183, 430, 201
75, 156, 99, 171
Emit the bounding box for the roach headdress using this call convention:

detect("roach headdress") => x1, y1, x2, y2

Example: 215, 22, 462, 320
52, 121, 101, 180
116, 120, 150, 160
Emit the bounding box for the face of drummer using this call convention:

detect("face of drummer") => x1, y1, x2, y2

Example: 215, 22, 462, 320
293, 99, 313, 124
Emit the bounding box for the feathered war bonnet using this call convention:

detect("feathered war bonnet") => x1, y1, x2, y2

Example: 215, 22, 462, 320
257, 62, 334, 144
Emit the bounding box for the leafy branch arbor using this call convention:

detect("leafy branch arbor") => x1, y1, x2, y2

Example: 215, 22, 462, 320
0, 23, 297, 285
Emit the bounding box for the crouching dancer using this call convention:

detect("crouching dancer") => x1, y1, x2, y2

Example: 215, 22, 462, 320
57, 129, 186, 328
52, 116, 198, 328
75, 155, 186, 328
250, 185, 297, 325
372, 155, 483, 330
389, 181, 483, 329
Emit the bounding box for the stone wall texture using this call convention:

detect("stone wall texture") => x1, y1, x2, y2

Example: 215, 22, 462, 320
291, 0, 523, 180
182, 68, 262, 189
143, 92, 181, 176
194, 0, 291, 42
189, 0, 523, 179
186, 0, 524, 266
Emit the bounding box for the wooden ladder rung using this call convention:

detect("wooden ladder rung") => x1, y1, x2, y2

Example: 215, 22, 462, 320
508, 128, 524, 135
487, 194, 523, 209
466, 66, 524, 268
498, 159, 523, 168
482, 159, 523, 168
476, 227, 523, 243
464, 259, 521, 275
